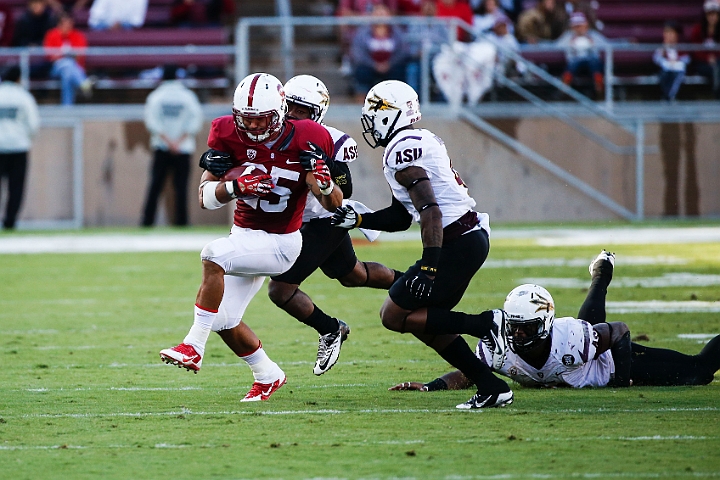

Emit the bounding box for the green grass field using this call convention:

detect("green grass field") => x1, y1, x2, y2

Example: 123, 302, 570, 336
1, 228, 719, 479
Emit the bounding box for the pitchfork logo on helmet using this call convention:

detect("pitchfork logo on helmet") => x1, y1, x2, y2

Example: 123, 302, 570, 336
284, 75, 330, 124
503, 284, 555, 353
233, 73, 287, 143
361, 80, 421, 148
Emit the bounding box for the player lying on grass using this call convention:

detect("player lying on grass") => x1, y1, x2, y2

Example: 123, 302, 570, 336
391, 251, 720, 392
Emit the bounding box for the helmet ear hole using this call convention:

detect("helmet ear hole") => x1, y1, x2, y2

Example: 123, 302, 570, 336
382, 117, 389, 125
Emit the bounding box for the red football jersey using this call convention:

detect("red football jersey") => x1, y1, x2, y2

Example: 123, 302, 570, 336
207, 117, 333, 234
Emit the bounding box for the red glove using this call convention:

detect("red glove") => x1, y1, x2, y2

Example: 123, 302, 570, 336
231, 166, 274, 197
312, 158, 333, 195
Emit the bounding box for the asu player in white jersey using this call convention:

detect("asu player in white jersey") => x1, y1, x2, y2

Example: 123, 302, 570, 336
332, 80, 513, 409
391, 251, 720, 392
267, 75, 402, 376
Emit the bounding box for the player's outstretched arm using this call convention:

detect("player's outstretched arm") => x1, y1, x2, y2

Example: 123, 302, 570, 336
389, 370, 473, 391
331, 196, 413, 231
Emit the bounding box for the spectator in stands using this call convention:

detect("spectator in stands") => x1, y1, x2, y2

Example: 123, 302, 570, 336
141, 65, 202, 227
350, 3, 408, 101
0, 66, 40, 230
0, 5, 14, 47
690, 0, 720, 99
489, 14, 525, 78
653, 21, 690, 102
561, 0, 599, 31
337, 0, 399, 75
405, 0, 449, 94
556, 12, 607, 97
517, 0, 567, 44
471, 0, 521, 22
43, 10, 92, 106
88, 0, 147, 30
472, 0, 508, 36
436, 0, 474, 43
12, 0, 56, 47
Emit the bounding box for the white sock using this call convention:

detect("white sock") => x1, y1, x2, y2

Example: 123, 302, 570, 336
240, 344, 284, 383
182, 304, 216, 356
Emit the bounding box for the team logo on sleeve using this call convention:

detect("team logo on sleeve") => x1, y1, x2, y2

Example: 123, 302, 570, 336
562, 354, 575, 366
247, 149, 257, 160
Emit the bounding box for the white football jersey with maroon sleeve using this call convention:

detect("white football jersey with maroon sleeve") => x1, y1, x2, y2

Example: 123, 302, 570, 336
302, 125, 358, 222
476, 317, 615, 388
382, 128, 488, 232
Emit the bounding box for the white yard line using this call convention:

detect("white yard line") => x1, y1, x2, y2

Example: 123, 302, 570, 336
1, 226, 720, 254
522, 274, 720, 289
5, 406, 718, 420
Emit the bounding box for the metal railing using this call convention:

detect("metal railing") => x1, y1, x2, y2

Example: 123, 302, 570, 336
231, 15, 718, 222
0, 45, 235, 90
511, 42, 720, 111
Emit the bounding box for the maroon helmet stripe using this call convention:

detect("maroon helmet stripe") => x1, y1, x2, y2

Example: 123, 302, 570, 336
247, 74, 261, 107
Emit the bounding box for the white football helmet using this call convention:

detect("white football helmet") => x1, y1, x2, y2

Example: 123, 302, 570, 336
503, 284, 555, 353
284, 75, 330, 123
232, 73, 286, 143
361, 80, 421, 148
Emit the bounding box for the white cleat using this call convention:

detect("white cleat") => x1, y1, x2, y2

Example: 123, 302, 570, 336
589, 250, 615, 282
456, 390, 514, 410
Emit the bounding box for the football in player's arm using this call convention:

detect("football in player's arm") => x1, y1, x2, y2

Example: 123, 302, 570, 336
390, 251, 720, 392
197, 139, 341, 215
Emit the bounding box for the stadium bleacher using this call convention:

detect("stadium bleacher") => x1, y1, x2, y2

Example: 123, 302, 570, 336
515, 0, 708, 100
5, 0, 235, 101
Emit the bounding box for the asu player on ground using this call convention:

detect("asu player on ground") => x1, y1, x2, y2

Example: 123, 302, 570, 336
331, 80, 513, 409
159, 73, 342, 402
391, 251, 720, 392
266, 75, 402, 376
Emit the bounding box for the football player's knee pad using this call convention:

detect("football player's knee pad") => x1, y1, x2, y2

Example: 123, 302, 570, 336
211, 314, 242, 332
201, 237, 235, 271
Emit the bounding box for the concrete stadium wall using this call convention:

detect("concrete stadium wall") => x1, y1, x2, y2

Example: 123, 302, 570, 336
17, 114, 720, 227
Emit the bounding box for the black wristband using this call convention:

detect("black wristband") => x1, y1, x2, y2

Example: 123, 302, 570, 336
424, 377, 448, 392
421, 246, 442, 270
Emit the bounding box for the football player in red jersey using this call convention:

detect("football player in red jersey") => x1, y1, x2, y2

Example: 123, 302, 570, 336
160, 73, 342, 402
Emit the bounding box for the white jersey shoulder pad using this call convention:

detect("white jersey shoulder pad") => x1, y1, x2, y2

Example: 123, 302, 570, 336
550, 317, 597, 367
383, 129, 441, 172
324, 125, 358, 164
